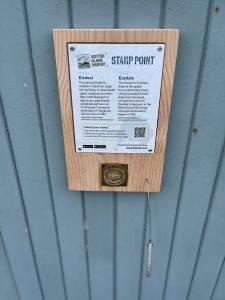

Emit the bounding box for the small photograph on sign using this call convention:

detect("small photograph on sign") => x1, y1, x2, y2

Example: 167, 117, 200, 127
68, 43, 165, 154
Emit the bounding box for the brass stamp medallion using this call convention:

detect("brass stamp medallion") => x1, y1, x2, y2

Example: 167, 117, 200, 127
101, 164, 128, 186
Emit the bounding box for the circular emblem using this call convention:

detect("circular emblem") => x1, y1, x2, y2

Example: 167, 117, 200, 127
102, 164, 128, 186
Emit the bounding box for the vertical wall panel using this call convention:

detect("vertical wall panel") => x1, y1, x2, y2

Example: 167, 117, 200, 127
0, 1, 67, 299
85, 193, 114, 300
119, 0, 161, 28
188, 146, 225, 299
70, 2, 115, 300
72, 0, 114, 28
0, 233, 19, 300
117, 2, 161, 300
0, 103, 42, 300
140, 1, 211, 299
116, 193, 146, 300
165, 0, 225, 299
22, 0, 90, 299
211, 258, 225, 300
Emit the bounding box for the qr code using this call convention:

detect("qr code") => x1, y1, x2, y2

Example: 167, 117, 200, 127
134, 127, 146, 138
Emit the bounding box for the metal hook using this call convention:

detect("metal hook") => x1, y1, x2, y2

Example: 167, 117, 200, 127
145, 179, 153, 277
146, 240, 153, 277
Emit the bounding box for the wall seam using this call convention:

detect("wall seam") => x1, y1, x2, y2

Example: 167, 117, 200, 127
209, 256, 225, 300
159, 0, 168, 28
113, 193, 118, 300
67, 0, 74, 28
114, 0, 119, 29
81, 193, 92, 300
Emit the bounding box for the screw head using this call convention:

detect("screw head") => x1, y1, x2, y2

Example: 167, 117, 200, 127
157, 46, 162, 52
70, 47, 75, 51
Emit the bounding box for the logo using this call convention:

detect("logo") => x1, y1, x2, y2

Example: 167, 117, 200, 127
77, 54, 90, 69
77, 53, 107, 68
101, 164, 128, 186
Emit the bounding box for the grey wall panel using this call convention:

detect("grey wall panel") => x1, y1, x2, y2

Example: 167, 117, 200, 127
164, 0, 225, 299
141, 1, 212, 299
0, 0, 225, 300
72, 0, 114, 28
119, 0, 161, 28
0, 1, 67, 299
20, 0, 90, 299
0, 233, 19, 300
116, 193, 146, 300
211, 258, 225, 300
70, 2, 115, 300
0, 101, 43, 300
117, 2, 162, 299
85, 192, 114, 300
188, 146, 225, 299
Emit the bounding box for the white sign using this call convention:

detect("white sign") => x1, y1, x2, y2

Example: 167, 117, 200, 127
68, 43, 165, 153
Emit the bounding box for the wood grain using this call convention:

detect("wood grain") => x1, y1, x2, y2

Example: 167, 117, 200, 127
53, 29, 179, 192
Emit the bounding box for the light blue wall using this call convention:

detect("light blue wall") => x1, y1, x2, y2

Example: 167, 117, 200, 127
0, 1, 225, 300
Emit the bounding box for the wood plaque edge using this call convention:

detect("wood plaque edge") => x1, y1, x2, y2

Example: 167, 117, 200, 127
53, 29, 179, 192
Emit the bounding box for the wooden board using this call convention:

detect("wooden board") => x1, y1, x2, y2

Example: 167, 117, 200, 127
53, 29, 179, 192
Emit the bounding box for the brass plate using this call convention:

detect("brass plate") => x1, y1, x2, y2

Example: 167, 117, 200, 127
101, 164, 128, 186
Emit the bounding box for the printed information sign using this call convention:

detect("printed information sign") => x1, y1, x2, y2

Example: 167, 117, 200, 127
68, 43, 165, 153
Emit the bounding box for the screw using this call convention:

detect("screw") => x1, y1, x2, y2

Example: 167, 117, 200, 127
70, 47, 75, 51
157, 46, 162, 52
214, 6, 220, 13
192, 128, 198, 135
148, 149, 152, 152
